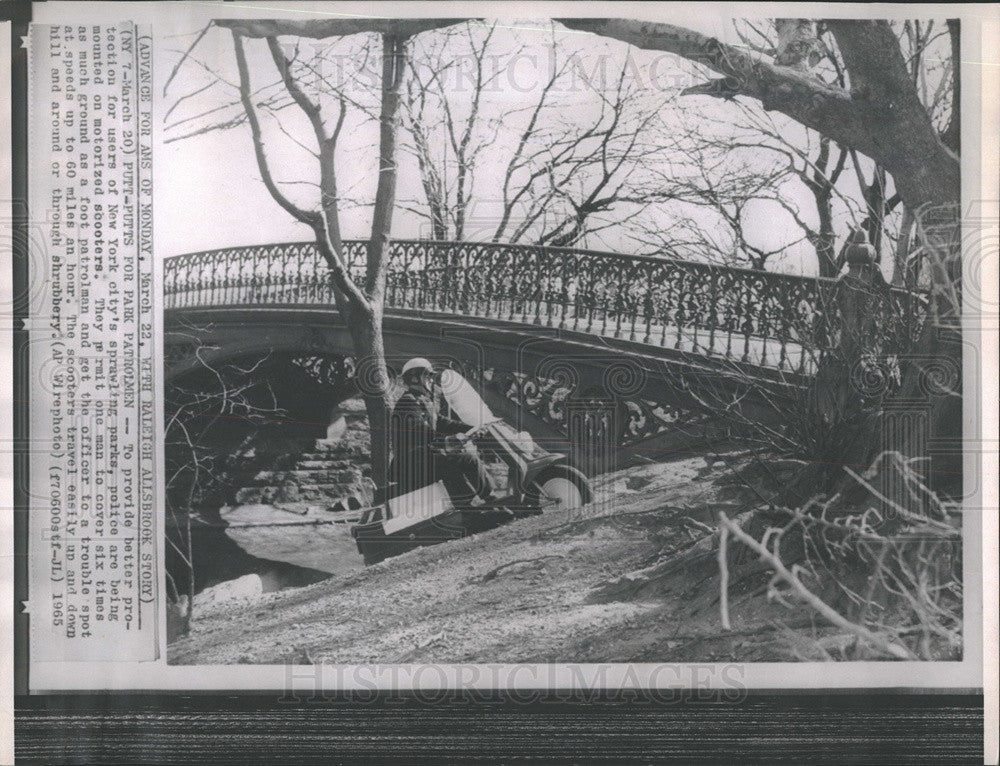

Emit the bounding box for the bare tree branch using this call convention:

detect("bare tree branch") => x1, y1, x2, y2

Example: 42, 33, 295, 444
215, 18, 469, 40
558, 18, 959, 212
231, 30, 318, 225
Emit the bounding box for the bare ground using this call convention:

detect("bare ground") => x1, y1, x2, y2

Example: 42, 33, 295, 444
169, 457, 839, 665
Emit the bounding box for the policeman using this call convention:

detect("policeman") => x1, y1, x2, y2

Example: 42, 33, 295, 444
389, 358, 495, 507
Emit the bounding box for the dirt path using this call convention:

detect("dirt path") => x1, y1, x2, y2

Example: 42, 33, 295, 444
169, 457, 823, 665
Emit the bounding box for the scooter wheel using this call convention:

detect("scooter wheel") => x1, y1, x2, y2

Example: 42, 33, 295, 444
527, 465, 592, 511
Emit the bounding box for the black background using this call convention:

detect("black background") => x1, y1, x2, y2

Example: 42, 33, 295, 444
14, 692, 986, 763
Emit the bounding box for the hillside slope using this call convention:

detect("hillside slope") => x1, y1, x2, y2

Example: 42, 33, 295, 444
169, 456, 832, 665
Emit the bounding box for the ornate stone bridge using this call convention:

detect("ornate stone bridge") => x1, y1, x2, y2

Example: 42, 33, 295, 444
164, 239, 925, 472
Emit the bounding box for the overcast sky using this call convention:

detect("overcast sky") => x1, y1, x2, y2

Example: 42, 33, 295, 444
147, 8, 768, 259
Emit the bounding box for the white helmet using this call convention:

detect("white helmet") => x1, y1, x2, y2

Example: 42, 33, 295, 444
401, 357, 434, 378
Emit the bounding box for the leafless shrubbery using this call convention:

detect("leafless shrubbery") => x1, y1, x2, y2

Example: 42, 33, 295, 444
670, 251, 924, 494
165, 348, 284, 617
718, 452, 961, 661
650, 250, 961, 659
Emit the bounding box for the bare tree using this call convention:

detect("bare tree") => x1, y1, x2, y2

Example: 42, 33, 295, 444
493, 51, 665, 248
558, 19, 959, 215
621, 109, 809, 270
400, 23, 666, 248
725, 99, 856, 277
890, 19, 957, 286
560, 17, 962, 482
627, 18, 952, 279
401, 22, 505, 240
732, 19, 953, 280
166, 18, 462, 493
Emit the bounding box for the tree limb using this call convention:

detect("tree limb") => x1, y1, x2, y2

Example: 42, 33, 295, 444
230, 30, 317, 225
557, 18, 959, 211
365, 33, 407, 302
215, 18, 468, 40
231, 31, 367, 311
718, 514, 917, 659
263, 36, 365, 310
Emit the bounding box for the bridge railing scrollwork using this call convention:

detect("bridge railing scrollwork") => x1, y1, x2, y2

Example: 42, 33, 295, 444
164, 240, 927, 375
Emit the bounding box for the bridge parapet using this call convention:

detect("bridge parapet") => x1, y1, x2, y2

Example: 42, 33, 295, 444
164, 239, 926, 375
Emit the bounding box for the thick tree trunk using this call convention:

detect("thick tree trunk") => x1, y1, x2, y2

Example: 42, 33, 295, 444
357, 33, 407, 496
943, 20, 960, 154
560, 17, 963, 480
825, 20, 959, 213
341, 304, 390, 497
229, 26, 425, 501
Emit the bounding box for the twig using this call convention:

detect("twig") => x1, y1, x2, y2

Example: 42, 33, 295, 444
717, 511, 732, 630
163, 21, 215, 97
856, 539, 889, 626
718, 514, 917, 660
843, 466, 957, 536
480, 555, 565, 583
683, 517, 717, 536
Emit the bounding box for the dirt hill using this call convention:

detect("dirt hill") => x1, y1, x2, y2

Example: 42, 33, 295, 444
169, 455, 842, 665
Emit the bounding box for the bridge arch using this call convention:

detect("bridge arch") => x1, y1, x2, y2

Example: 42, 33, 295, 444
164, 239, 926, 471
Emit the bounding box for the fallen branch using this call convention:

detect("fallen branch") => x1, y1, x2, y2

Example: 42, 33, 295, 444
717, 511, 732, 630
718, 514, 916, 660
480, 555, 565, 583
684, 517, 716, 536
843, 466, 957, 536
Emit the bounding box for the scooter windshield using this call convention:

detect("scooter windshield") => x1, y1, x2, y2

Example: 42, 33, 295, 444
439, 369, 496, 430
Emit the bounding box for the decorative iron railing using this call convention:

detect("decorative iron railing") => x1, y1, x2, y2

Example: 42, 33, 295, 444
164, 240, 926, 374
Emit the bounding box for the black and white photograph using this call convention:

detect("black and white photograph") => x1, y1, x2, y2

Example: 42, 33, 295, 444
155, 12, 971, 667
4, 1, 997, 762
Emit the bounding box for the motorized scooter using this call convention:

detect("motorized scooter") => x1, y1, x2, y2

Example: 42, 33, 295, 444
351, 369, 593, 565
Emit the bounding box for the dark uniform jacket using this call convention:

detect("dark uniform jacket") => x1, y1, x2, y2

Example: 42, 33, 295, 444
390, 387, 468, 494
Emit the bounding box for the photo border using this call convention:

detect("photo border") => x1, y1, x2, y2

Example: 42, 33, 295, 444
4, 1, 994, 761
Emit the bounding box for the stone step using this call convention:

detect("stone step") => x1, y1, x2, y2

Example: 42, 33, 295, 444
293, 458, 355, 470
236, 482, 368, 505
298, 450, 368, 462
251, 468, 362, 484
